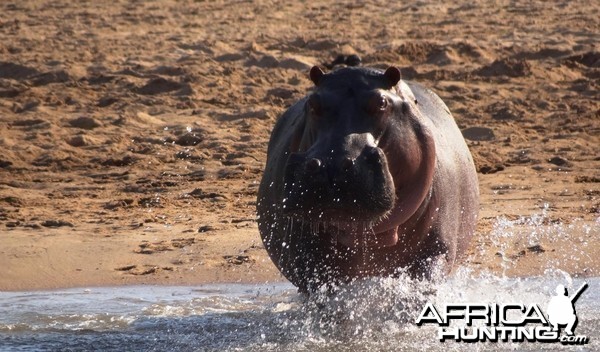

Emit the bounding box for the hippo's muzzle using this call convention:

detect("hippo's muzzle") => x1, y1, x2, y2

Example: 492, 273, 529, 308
281, 143, 395, 225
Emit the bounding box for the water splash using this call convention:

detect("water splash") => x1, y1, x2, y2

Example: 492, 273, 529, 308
1, 214, 598, 351
484, 210, 598, 277
1, 273, 597, 351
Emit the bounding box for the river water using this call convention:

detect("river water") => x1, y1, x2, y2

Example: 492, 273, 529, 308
0, 273, 598, 351
1, 215, 598, 351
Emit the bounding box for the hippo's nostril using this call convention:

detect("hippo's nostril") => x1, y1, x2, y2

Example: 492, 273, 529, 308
305, 158, 322, 173
341, 157, 354, 171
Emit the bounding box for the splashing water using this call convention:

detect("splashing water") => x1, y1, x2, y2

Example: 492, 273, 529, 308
1, 275, 598, 351
1, 215, 598, 351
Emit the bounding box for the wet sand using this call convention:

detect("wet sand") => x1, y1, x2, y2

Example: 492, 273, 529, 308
0, 0, 598, 291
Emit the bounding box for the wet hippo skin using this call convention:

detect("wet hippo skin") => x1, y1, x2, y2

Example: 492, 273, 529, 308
257, 66, 479, 293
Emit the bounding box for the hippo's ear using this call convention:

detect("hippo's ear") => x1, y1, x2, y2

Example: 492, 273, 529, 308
383, 66, 401, 87
309, 66, 324, 86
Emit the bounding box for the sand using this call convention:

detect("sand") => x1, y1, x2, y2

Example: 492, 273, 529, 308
0, 0, 598, 291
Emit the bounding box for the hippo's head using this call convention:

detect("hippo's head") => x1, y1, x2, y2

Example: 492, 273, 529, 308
282, 66, 421, 246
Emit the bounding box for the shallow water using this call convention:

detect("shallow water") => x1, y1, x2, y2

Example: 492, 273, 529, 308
2, 215, 598, 351
1, 272, 598, 352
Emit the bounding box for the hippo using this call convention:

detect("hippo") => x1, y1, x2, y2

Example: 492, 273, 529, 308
257, 66, 479, 293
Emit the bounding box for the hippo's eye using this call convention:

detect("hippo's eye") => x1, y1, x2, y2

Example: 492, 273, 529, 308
368, 94, 389, 115
307, 94, 322, 117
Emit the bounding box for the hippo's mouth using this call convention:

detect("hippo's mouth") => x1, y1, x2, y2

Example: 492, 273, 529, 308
326, 220, 398, 248
282, 203, 391, 222
282, 213, 398, 248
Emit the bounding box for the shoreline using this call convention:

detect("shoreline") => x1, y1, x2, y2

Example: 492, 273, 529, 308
2, 216, 598, 292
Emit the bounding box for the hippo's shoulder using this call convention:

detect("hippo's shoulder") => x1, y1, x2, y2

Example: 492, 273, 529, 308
404, 81, 453, 125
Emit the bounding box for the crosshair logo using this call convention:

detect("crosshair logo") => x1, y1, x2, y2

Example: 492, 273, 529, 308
415, 282, 589, 345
